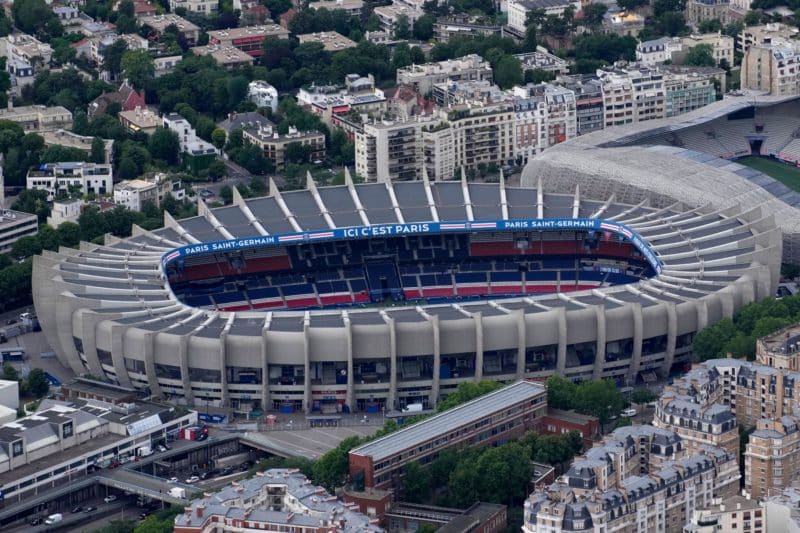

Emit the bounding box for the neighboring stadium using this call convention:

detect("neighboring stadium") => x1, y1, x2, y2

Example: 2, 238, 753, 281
34, 97, 796, 415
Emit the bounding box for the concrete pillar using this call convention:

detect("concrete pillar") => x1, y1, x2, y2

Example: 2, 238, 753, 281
430, 315, 441, 407
110, 324, 133, 388
387, 318, 398, 410
474, 312, 484, 382
302, 324, 311, 414
219, 332, 229, 408
142, 331, 163, 398
593, 306, 606, 380
178, 335, 194, 405
662, 302, 678, 378
516, 309, 526, 380
79, 312, 105, 379
628, 304, 643, 385
260, 327, 269, 411
344, 317, 355, 410
556, 308, 568, 374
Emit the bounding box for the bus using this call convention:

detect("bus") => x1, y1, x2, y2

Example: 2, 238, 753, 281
0, 349, 25, 362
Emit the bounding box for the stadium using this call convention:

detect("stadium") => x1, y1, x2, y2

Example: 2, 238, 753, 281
32, 98, 795, 416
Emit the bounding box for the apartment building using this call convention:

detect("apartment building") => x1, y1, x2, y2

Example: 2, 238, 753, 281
308, 0, 364, 16
41, 130, 113, 164
756, 323, 800, 371
684, 0, 734, 27
247, 81, 279, 112
434, 14, 501, 42
138, 15, 200, 45
297, 31, 357, 52
0, 210, 38, 254
243, 124, 326, 170
559, 75, 604, 135
679, 32, 735, 66
598, 66, 665, 126
507, 0, 580, 34
684, 495, 765, 533
512, 82, 577, 164
0, 34, 53, 70
26, 162, 113, 201
741, 42, 800, 96
114, 174, 185, 212
396, 54, 493, 94
169, 0, 218, 15
662, 65, 720, 117
523, 425, 740, 533
349, 381, 547, 491
738, 23, 800, 54
765, 486, 800, 531
745, 416, 800, 500
163, 113, 219, 156
356, 117, 435, 182
191, 44, 255, 70
118, 106, 161, 135
636, 36, 683, 66
174, 469, 383, 533
514, 46, 570, 76
0, 104, 72, 132
207, 25, 290, 57
446, 101, 516, 172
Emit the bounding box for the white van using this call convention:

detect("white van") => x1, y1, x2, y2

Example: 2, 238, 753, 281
45, 513, 63, 525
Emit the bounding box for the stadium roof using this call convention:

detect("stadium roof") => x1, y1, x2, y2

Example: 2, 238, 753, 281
349, 380, 546, 462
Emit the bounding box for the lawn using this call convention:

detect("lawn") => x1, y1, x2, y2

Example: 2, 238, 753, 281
736, 156, 800, 192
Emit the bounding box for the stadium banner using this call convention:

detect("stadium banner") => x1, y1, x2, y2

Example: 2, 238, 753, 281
161, 218, 663, 275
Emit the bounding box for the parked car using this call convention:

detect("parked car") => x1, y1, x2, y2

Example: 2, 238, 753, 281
622, 408, 638, 417
139, 512, 150, 520
168, 476, 179, 483
83, 506, 96, 513
222, 466, 234, 475
71, 506, 82, 513
185, 475, 200, 484
157, 444, 168, 453
104, 495, 117, 503
6, 319, 16, 325
29, 517, 42, 525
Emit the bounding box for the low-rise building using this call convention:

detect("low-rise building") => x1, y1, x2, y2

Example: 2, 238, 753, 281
87, 83, 146, 118
349, 381, 547, 491
434, 14, 502, 42
738, 22, 799, 54
154, 55, 183, 77
0, 104, 72, 132
684, 495, 765, 533
297, 31, 357, 52
0, 380, 18, 411
114, 174, 185, 212
163, 113, 219, 172
138, 14, 200, 45
47, 198, 83, 227
0, 209, 38, 255
0, 394, 197, 502
662, 65, 721, 117
373, 4, 422, 34
678, 32, 735, 66
207, 25, 290, 57
602, 9, 645, 36
27, 162, 113, 201
685, 0, 735, 27
507, 0, 580, 34
243, 124, 326, 170
537, 408, 600, 448
765, 485, 800, 532
174, 469, 384, 533
191, 44, 255, 69
0, 34, 53, 71
308, 0, 363, 17
637, 36, 683, 66
396, 54, 493, 94
41, 130, 114, 164
169, 0, 219, 15
514, 47, 570, 76
217, 111, 274, 134
118, 106, 161, 135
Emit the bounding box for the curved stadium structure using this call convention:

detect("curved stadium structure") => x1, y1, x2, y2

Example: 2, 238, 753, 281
32, 164, 781, 414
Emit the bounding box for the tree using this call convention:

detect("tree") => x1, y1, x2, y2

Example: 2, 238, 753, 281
744, 10, 762, 25
545, 375, 577, 410
11, 189, 50, 223
616, 0, 647, 9
148, 128, 181, 165
2, 363, 19, 381
494, 55, 523, 89
26, 368, 50, 398
211, 128, 227, 149
693, 317, 737, 361
312, 435, 362, 491
630, 388, 657, 405
121, 49, 155, 92
698, 18, 723, 33
57, 222, 81, 247
394, 14, 411, 39
685, 43, 716, 66
12, 0, 62, 39
582, 4, 608, 28
574, 380, 626, 425
90, 137, 106, 164
285, 142, 312, 164
102, 39, 129, 78
402, 461, 431, 502
11, 235, 43, 259
117, 157, 139, 180
413, 14, 435, 41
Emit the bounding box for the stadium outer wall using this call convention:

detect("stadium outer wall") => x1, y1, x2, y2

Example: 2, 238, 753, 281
31, 179, 781, 413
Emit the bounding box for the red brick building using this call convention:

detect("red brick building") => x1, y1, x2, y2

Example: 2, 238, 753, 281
348, 380, 547, 492
537, 408, 601, 448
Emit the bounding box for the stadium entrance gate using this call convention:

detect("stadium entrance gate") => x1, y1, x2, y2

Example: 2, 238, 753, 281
364, 258, 403, 302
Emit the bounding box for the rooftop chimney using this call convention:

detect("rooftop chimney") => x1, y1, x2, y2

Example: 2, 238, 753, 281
196, 504, 204, 518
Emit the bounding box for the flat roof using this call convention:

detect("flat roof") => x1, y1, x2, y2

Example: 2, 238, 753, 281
350, 380, 545, 461
207, 25, 289, 40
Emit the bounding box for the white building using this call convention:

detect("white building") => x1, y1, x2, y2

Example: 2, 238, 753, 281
396, 54, 493, 94
0, 380, 19, 410
162, 113, 219, 156
636, 37, 683, 66
26, 162, 113, 201
0, 210, 39, 255
742, 41, 800, 96
47, 199, 83, 227
247, 80, 279, 112
114, 175, 185, 212
765, 486, 800, 533
507, 0, 580, 34
169, 0, 218, 15
308, 0, 364, 16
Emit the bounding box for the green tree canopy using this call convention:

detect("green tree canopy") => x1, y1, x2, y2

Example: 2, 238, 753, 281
685, 43, 716, 66
121, 49, 155, 91
26, 368, 50, 397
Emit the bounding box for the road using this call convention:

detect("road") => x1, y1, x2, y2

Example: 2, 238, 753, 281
1, 328, 75, 384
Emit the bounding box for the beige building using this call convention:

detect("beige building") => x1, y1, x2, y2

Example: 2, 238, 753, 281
297, 31, 357, 52
138, 14, 200, 45
684, 495, 765, 533
679, 32, 735, 66
512, 83, 577, 164
523, 425, 741, 533
244, 125, 326, 170
207, 25, 290, 57
190, 45, 254, 69
47, 199, 83, 227
598, 66, 665, 127
118, 107, 161, 135
396, 54, 493, 94
745, 416, 800, 500
0, 104, 72, 132
757, 323, 800, 371
41, 130, 113, 164
738, 23, 800, 54
741, 42, 800, 96
114, 175, 185, 212
356, 117, 437, 182
685, 0, 734, 27
0, 34, 53, 69
308, 0, 363, 16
